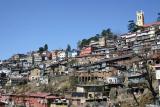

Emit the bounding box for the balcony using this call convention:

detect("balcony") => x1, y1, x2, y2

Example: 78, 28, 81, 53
137, 36, 150, 41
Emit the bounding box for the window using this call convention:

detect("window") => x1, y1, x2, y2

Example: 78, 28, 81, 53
109, 79, 112, 83
156, 67, 160, 70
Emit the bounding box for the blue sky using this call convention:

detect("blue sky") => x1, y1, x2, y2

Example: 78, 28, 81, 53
0, 0, 160, 60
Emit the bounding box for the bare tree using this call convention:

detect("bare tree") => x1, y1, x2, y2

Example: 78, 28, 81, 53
125, 50, 157, 105
131, 43, 158, 104
137, 53, 157, 103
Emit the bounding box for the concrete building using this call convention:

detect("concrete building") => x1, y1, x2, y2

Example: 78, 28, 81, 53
29, 68, 41, 81
11, 54, 27, 62
57, 50, 66, 61
71, 84, 104, 106
98, 37, 106, 47
33, 52, 42, 64
67, 49, 78, 58
51, 50, 58, 63
104, 76, 123, 84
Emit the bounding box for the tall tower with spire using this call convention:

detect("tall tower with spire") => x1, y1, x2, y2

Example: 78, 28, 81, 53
136, 10, 144, 26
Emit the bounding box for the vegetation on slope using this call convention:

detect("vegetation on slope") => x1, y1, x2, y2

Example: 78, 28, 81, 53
77, 28, 118, 49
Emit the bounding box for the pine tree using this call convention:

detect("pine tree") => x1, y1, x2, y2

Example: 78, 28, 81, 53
157, 13, 160, 21
44, 44, 48, 51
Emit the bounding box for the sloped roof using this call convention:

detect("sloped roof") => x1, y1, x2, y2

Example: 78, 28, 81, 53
28, 92, 51, 98
143, 21, 160, 27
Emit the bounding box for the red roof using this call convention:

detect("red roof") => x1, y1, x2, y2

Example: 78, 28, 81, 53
3, 92, 64, 100
143, 21, 160, 27
45, 96, 59, 99
27, 92, 59, 99
28, 92, 51, 98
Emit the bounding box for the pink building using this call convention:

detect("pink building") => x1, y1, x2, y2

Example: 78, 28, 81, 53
80, 47, 92, 56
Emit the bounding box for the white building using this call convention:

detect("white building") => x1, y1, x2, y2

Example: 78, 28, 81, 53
104, 76, 122, 84
57, 50, 66, 61
0, 68, 11, 76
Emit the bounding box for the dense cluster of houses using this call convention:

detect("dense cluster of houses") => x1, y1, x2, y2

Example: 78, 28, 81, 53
0, 92, 69, 107
0, 10, 160, 106
70, 11, 160, 106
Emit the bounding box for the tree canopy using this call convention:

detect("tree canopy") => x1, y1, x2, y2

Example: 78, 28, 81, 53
38, 47, 44, 53
157, 13, 160, 22
38, 44, 48, 53
101, 28, 113, 38
44, 44, 48, 51
128, 20, 145, 33
128, 20, 138, 32
78, 28, 116, 49
66, 44, 71, 52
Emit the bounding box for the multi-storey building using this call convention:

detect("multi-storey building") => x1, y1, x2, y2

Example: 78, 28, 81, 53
33, 52, 42, 64
51, 50, 58, 63
67, 49, 79, 58
57, 50, 66, 61
80, 47, 92, 57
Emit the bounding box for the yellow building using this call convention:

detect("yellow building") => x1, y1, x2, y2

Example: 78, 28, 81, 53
29, 68, 41, 81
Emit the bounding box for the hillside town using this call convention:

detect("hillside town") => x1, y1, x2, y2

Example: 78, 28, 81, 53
0, 11, 160, 107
